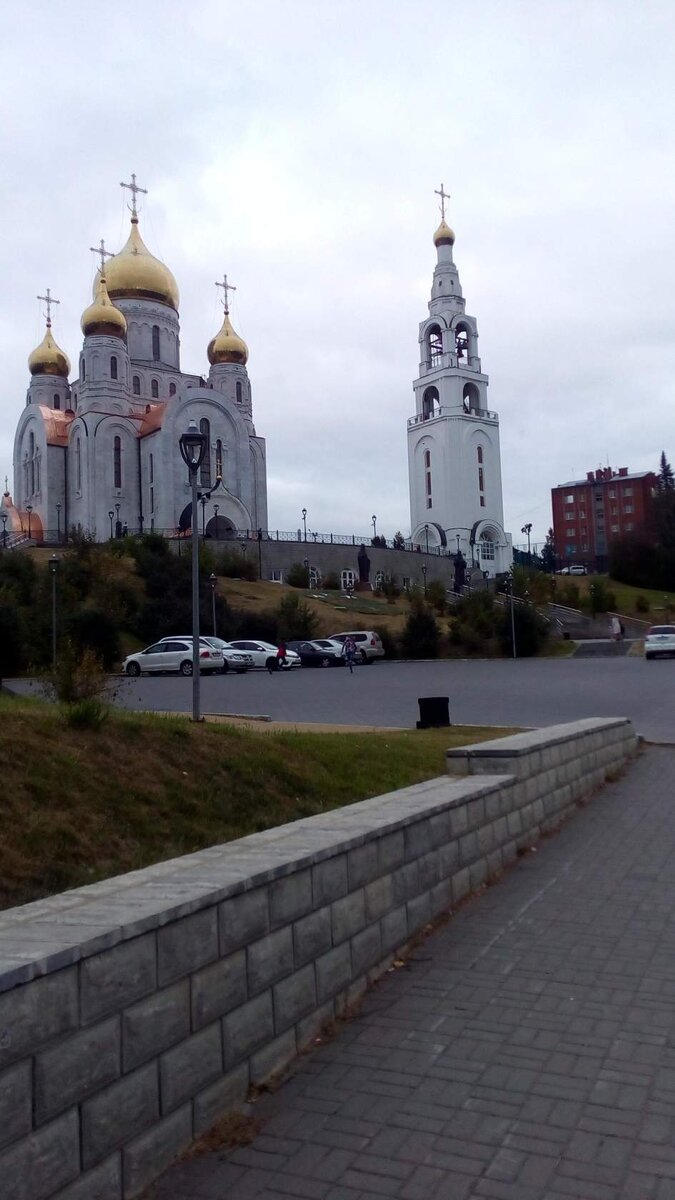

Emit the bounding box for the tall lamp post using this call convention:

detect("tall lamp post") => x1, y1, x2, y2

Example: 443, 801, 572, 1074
302, 508, 307, 542
303, 556, 310, 588
200, 495, 207, 539
422, 563, 427, 596
108, 509, 114, 540
424, 523, 429, 553
179, 419, 208, 722
49, 555, 59, 668
213, 503, 219, 539
521, 522, 532, 564
209, 573, 217, 637
56, 502, 62, 544
26, 504, 33, 540
115, 502, 120, 537
506, 573, 517, 659
372, 515, 377, 540
1, 513, 7, 549
455, 533, 461, 555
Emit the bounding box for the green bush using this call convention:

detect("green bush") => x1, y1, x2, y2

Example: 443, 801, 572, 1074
322, 572, 340, 591
51, 644, 108, 704
63, 697, 109, 730
286, 562, 311, 588
63, 608, 121, 670
635, 594, 650, 614
498, 604, 549, 657
373, 624, 398, 659
401, 600, 440, 658
425, 579, 447, 615
216, 552, 257, 581
275, 594, 317, 641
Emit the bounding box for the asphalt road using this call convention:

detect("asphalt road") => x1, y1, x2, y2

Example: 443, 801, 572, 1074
58, 655, 675, 743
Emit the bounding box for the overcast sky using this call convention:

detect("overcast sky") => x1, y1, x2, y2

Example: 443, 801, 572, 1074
1, 0, 674, 547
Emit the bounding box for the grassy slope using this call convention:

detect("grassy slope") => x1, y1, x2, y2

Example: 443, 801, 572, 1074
0, 695, 512, 911
217, 578, 411, 637
564, 574, 674, 619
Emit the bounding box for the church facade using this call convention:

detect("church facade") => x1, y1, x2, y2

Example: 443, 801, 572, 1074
407, 196, 512, 576
2, 178, 267, 544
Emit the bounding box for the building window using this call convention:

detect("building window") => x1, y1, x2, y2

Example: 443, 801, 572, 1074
582, 543, 590, 552
149, 453, 154, 485
579, 509, 586, 518
169, 382, 176, 397
402, 576, 411, 590
113, 436, 122, 489
133, 375, 141, 395
565, 509, 574, 519
625, 523, 634, 531
152, 325, 160, 361
566, 526, 575, 536
608, 489, 616, 498
82, 359, 86, 381
478, 467, 484, 492
53, 393, 61, 411
199, 418, 211, 487
611, 524, 619, 533
566, 544, 576, 554
624, 504, 633, 514
270, 569, 283, 583
424, 449, 432, 508
480, 496, 485, 507
76, 437, 81, 492
477, 446, 483, 465
623, 487, 633, 496
480, 538, 495, 561
110, 356, 118, 381
236, 381, 242, 403
151, 379, 159, 399
565, 494, 574, 503
424, 449, 430, 468
341, 569, 356, 591
29, 432, 35, 495
150, 486, 154, 514
216, 439, 223, 480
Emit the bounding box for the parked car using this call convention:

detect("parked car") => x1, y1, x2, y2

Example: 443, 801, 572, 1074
158, 635, 253, 674
556, 565, 588, 575
327, 630, 385, 663
228, 640, 301, 670
644, 625, 675, 660
287, 640, 344, 667
123, 639, 223, 677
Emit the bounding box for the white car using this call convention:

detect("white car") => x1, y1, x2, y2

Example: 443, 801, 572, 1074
158, 635, 253, 674
644, 625, 675, 660
557, 565, 587, 576
327, 630, 385, 663
228, 639, 301, 670
123, 639, 224, 677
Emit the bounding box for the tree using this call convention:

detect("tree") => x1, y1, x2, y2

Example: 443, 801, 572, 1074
392, 531, 406, 551
658, 451, 675, 492
275, 594, 317, 641
541, 528, 556, 573
401, 599, 440, 658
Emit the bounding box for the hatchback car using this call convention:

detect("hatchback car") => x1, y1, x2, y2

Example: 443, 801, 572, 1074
644, 625, 675, 660
327, 630, 385, 663
123, 639, 223, 677
158, 636, 253, 674
228, 640, 301, 670
557, 565, 587, 575
287, 640, 344, 667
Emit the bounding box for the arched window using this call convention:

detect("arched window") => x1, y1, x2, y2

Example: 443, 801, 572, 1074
477, 446, 483, 464
76, 437, 82, 492
133, 375, 141, 396
114, 435, 122, 489
480, 531, 496, 561
478, 450, 485, 506
422, 386, 438, 420
463, 383, 480, 414
110, 355, 118, 381
152, 325, 160, 361
427, 325, 443, 367
216, 439, 223, 480
341, 569, 356, 591
151, 379, 159, 399
29, 433, 35, 495
149, 453, 154, 484
53, 393, 61, 411
199, 418, 211, 487
424, 447, 432, 509
455, 324, 469, 364
149, 454, 154, 515
236, 381, 242, 403
169, 382, 176, 397
35, 454, 40, 494
81, 358, 86, 381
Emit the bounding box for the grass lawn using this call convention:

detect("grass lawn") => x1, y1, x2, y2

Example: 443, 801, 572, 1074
566, 575, 674, 619
0, 693, 514, 912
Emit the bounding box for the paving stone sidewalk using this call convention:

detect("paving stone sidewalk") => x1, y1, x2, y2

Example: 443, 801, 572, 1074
151, 747, 675, 1200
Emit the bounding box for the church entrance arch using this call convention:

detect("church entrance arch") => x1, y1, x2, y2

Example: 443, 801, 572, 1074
206, 515, 236, 540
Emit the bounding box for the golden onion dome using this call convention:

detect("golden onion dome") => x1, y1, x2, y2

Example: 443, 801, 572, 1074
81, 274, 127, 338
28, 322, 71, 378
207, 311, 248, 365
433, 218, 455, 247
95, 216, 179, 310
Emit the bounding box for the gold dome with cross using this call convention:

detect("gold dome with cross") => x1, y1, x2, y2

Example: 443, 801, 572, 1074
28, 289, 71, 377
207, 275, 248, 365
81, 242, 127, 338
93, 174, 180, 311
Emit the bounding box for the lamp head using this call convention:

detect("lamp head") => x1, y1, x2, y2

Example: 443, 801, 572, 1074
179, 418, 207, 472
49, 554, 59, 575
108, 509, 114, 519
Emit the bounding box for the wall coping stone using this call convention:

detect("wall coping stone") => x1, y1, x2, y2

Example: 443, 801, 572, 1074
0, 774, 509, 995
446, 717, 631, 762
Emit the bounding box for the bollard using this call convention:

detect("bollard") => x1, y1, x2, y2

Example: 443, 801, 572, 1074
416, 696, 451, 729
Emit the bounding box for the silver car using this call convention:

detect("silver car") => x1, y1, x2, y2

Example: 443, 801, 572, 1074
157, 636, 253, 674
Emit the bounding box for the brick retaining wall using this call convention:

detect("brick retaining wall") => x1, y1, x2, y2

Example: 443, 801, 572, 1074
0, 717, 637, 1200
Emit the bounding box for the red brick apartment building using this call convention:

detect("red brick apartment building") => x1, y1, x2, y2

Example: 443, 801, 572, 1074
551, 467, 656, 572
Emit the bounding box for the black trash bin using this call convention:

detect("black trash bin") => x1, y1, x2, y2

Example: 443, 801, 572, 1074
417, 696, 451, 729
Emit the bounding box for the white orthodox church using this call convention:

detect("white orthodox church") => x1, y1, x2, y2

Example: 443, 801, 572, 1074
407, 192, 512, 575
2, 176, 267, 544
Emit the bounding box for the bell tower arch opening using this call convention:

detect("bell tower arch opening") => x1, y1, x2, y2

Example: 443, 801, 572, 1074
463, 382, 481, 414
422, 386, 439, 420
426, 324, 443, 368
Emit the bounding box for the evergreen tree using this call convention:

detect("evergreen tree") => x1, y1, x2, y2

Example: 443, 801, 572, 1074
658, 451, 675, 491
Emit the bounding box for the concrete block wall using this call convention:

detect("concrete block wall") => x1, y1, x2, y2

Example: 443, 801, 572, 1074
0, 717, 637, 1200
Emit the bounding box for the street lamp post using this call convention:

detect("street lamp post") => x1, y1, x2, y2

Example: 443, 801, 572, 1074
108, 509, 114, 540
456, 533, 461, 554
26, 504, 33, 540
115, 502, 120, 537
213, 503, 219, 538
1, 513, 7, 549
257, 527, 263, 579
240, 540, 247, 567
372, 515, 377, 540
521, 522, 532, 564
422, 563, 427, 595
506, 574, 517, 659
200, 495, 207, 539
302, 508, 307, 541
424, 523, 429, 553
49, 555, 59, 668
56, 502, 62, 544
304, 556, 310, 588
179, 419, 208, 722
209, 573, 217, 637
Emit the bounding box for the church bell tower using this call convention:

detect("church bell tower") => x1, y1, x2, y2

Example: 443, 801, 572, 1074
407, 188, 512, 577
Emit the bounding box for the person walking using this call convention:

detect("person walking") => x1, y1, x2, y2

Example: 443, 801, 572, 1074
342, 635, 356, 673
274, 641, 288, 673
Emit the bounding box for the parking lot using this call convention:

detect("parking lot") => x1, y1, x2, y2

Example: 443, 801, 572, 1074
99, 654, 675, 742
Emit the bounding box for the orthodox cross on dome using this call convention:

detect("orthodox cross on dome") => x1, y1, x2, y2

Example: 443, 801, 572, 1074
434, 183, 451, 220
120, 173, 148, 219
37, 287, 60, 328
90, 238, 113, 273
215, 274, 236, 315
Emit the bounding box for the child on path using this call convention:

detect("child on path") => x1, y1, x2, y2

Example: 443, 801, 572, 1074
342, 635, 356, 673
